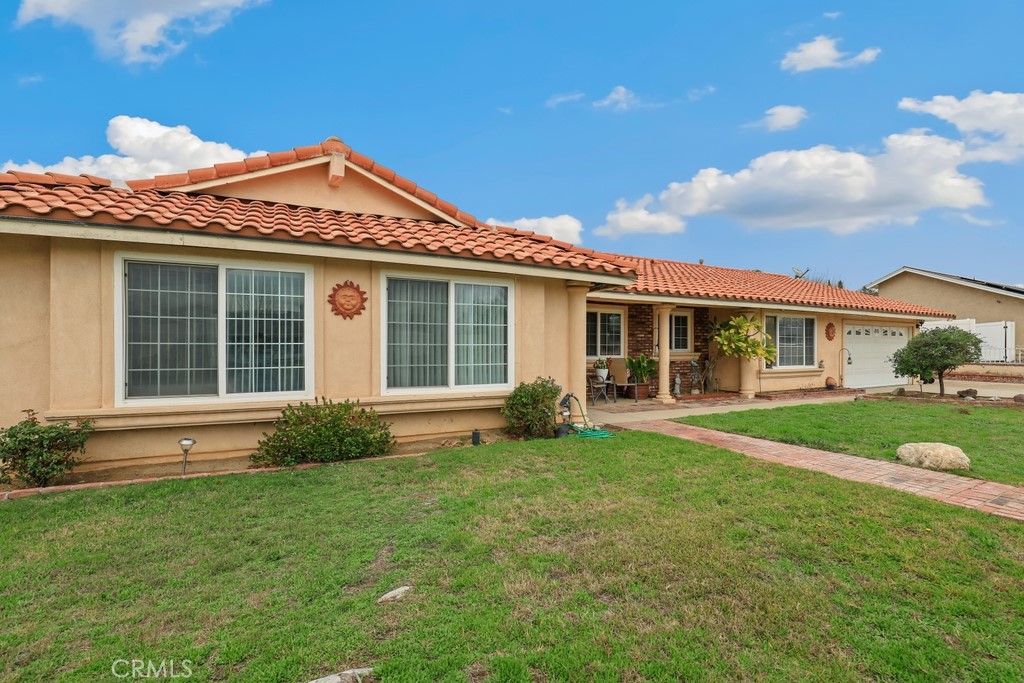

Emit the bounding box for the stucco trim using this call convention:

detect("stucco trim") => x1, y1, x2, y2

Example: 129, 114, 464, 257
0, 216, 632, 286
867, 266, 1024, 302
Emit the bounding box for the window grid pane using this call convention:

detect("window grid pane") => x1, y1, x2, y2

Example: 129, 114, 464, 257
387, 279, 449, 388
226, 269, 306, 394
598, 312, 622, 357
775, 316, 814, 367
125, 262, 218, 398
455, 283, 508, 386
586, 312, 598, 357
671, 315, 689, 351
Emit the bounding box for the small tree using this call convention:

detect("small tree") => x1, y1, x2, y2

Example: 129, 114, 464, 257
889, 327, 982, 397
712, 315, 778, 363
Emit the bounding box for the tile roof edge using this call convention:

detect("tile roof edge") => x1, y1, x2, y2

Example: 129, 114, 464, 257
0, 170, 111, 187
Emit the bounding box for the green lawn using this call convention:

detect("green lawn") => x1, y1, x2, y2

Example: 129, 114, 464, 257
2, 432, 1024, 682
679, 400, 1024, 487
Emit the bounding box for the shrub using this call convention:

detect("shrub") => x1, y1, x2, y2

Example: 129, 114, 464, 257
251, 398, 395, 468
625, 354, 658, 383
0, 410, 94, 488
501, 377, 562, 439
890, 326, 982, 397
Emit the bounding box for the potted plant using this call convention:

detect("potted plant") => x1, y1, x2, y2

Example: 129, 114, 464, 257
625, 353, 658, 400
593, 357, 610, 381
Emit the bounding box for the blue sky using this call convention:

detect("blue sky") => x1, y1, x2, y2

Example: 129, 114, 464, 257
3, 0, 1023, 289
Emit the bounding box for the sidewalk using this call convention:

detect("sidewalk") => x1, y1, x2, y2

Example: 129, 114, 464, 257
615, 419, 1024, 522
590, 393, 858, 424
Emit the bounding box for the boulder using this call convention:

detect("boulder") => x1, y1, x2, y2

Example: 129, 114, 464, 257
895, 387, 906, 396
308, 668, 375, 683
376, 586, 413, 604
1014, 394, 1024, 404
957, 388, 978, 398
896, 443, 970, 471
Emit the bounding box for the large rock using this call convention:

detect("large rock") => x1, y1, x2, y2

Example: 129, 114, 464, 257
308, 668, 374, 683
896, 443, 970, 471
376, 586, 413, 604
1014, 394, 1024, 404
957, 388, 978, 398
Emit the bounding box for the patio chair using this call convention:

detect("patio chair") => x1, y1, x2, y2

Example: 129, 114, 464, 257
607, 358, 638, 403
587, 374, 616, 405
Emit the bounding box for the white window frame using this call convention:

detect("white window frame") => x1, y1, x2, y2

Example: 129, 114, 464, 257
380, 271, 515, 396
667, 309, 693, 353
586, 305, 626, 359
765, 314, 817, 369
114, 252, 315, 407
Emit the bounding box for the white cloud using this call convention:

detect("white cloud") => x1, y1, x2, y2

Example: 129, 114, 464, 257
15, 0, 265, 65
2, 115, 257, 183
545, 91, 585, 108
594, 195, 685, 238
750, 104, 809, 132
595, 91, 1024, 236
781, 35, 881, 73
594, 85, 649, 112
899, 90, 1024, 162
958, 212, 996, 227
497, 107, 513, 115
688, 85, 717, 102
17, 74, 44, 86
486, 215, 584, 244
823, 11, 842, 19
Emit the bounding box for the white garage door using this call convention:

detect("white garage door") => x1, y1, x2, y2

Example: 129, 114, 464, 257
843, 324, 911, 388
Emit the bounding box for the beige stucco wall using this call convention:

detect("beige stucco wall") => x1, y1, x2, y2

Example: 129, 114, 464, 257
201, 163, 442, 221
0, 234, 578, 470
877, 272, 1024, 348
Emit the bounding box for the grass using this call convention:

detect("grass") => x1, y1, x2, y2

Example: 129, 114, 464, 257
679, 400, 1024, 487
1, 431, 1023, 682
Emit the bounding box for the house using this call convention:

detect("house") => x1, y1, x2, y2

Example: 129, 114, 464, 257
867, 266, 1024, 361
0, 137, 636, 471
586, 258, 953, 399
0, 137, 954, 472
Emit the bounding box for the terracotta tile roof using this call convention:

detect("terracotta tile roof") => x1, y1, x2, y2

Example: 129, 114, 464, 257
0, 181, 635, 277
0, 170, 111, 187
125, 136, 484, 226
619, 257, 953, 318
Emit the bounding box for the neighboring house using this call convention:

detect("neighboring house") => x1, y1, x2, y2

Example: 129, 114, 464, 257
587, 258, 952, 399
868, 266, 1024, 358
0, 137, 635, 470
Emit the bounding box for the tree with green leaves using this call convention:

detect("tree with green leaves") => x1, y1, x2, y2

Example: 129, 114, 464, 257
889, 326, 982, 397
694, 315, 778, 392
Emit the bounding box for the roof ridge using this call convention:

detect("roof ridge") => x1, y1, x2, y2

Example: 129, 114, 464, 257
0, 170, 111, 188
124, 136, 486, 227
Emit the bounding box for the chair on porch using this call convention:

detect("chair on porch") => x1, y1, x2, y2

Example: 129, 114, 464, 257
607, 358, 638, 403
586, 374, 616, 405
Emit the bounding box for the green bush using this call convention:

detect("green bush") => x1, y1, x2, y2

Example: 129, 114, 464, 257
501, 377, 562, 439
0, 410, 94, 488
251, 398, 394, 468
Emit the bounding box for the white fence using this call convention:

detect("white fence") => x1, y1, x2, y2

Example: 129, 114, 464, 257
921, 319, 1019, 363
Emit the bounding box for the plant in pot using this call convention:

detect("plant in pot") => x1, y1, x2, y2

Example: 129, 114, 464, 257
593, 357, 610, 381
625, 354, 658, 400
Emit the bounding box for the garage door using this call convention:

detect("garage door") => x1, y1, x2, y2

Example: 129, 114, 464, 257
843, 324, 911, 388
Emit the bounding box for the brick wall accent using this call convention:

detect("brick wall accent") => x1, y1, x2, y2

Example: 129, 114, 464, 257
625, 304, 712, 395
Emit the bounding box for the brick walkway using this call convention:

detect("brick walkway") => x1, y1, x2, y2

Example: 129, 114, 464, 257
620, 420, 1024, 522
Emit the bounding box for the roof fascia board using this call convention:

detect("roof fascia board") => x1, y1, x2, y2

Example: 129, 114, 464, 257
0, 216, 631, 286
588, 290, 944, 320
169, 157, 328, 192
868, 266, 1024, 302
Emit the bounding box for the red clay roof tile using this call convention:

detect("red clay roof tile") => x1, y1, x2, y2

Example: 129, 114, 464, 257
616, 256, 952, 318
0, 181, 635, 278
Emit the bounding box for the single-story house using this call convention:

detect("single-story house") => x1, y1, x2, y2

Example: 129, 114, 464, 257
587, 258, 953, 400
0, 137, 636, 470
0, 137, 952, 470
868, 266, 1024, 359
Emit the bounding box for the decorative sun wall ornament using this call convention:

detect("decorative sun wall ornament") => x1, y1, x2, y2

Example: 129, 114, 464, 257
328, 280, 367, 319
825, 322, 837, 341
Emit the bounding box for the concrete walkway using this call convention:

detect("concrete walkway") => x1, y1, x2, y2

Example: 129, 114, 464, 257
616, 419, 1024, 522
590, 394, 858, 424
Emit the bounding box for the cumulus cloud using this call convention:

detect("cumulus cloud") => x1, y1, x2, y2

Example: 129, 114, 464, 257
594, 196, 685, 238
781, 35, 881, 72
593, 86, 651, 111
749, 105, 809, 131
595, 91, 1024, 237
2, 115, 257, 182
486, 215, 584, 244
899, 90, 1024, 161
545, 91, 585, 108
15, 0, 265, 65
